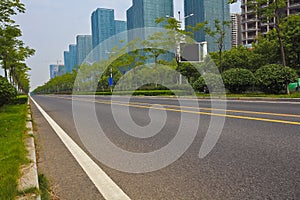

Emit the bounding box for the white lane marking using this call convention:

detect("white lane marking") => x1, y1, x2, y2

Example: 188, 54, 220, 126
30, 96, 131, 200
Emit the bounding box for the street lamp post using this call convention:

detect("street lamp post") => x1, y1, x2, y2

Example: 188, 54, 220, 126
166, 11, 194, 85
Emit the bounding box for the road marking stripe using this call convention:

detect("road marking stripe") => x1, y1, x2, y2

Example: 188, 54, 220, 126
30, 96, 131, 200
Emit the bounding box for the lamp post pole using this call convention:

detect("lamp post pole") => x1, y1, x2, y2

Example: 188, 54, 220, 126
167, 11, 194, 85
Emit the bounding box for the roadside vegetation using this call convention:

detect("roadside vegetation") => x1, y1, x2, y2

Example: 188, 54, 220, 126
0, 96, 28, 199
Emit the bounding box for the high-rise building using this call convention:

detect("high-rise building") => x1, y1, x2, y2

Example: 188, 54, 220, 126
127, 0, 174, 41
230, 13, 242, 48
91, 8, 116, 48
49, 64, 58, 79
57, 65, 66, 76
69, 44, 77, 70
184, 0, 231, 52
76, 35, 92, 66
241, 0, 300, 45
63, 51, 72, 73
115, 20, 127, 34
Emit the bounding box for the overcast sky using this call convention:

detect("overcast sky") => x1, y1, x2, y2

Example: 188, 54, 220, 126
0, 0, 241, 90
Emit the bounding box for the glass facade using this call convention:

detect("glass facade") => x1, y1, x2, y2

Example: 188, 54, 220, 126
69, 44, 77, 70
63, 51, 72, 73
115, 20, 127, 34
127, 0, 173, 41
91, 8, 115, 49
76, 35, 92, 66
184, 0, 231, 52
49, 64, 58, 79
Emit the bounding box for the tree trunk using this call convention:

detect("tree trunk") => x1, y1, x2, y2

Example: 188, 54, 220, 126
275, 6, 286, 67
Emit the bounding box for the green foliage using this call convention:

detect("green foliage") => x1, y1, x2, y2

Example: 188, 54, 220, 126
193, 73, 223, 93
0, 103, 28, 199
255, 64, 298, 94
204, 19, 230, 72
0, 75, 17, 106
222, 68, 255, 93
0, 0, 34, 93
281, 14, 300, 69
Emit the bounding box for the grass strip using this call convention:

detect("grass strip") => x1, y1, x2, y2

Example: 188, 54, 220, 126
0, 102, 28, 199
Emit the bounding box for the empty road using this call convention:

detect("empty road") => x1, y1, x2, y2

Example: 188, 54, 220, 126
31, 95, 300, 199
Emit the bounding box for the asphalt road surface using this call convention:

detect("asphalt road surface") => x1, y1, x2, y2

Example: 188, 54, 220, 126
31, 95, 300, 200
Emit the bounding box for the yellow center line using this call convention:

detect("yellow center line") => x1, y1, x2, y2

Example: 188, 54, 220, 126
49, 96, 300, 126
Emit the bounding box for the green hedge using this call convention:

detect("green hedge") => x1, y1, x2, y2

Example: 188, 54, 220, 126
0, 76, 17, 107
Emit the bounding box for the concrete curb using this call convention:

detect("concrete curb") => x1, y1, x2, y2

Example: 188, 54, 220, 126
17, 100, 41, 200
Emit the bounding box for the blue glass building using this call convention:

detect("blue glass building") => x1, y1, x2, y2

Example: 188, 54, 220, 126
91, 8, 115, 49
76, 35, 92, 66
127, 0, 174, 41
69, 44, 78, 70
49, 64, 58, 79
184, 0, 231, 52
115, 20, 127, 34
63, 51, 72, 73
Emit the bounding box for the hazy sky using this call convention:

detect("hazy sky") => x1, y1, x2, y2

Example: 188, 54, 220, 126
0, 0, 241, 90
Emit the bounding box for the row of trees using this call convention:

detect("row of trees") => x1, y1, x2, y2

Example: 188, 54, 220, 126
0, 0, 34, 94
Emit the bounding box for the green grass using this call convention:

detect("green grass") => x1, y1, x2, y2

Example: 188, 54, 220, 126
38, 174, 51, 200
0, 102, 28, 199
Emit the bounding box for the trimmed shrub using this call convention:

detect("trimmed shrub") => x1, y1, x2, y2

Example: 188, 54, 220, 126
193, 73, 224, 93
0, 76, 17, 106
255, 64, 298, 94
222, 68, 255, 93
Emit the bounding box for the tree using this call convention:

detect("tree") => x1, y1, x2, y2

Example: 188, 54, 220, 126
229, 0, 287, 66
281, 14, 300, 69
0, 0, 25, 25
0, 0, 34, 93
255, 64, 297, 94
155, 17, 206, 83
205, 19, 230, 73
222, 68, 255, 93
0, 75, 17, 106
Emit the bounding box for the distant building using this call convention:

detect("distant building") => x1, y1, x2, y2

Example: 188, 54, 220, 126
76, 35, 92, 66
126, 0, 174, 41
91, 8, 116, 49
241, 0, 300, 45
230, 13, 242, 48
57, 65, 66, 76
49, 64, 58, 79
184, 0, 231, 52
115, 20, 127, 34
69, 44, 77, 70
63, 51, 72, 73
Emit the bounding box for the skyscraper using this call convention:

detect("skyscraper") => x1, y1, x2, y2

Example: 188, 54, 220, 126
63, 51, 72, 73
184, 0, 231, 52
91, 8, 115, 49
76, 35, 92, 66
127, 0, 174, 41
69, 44, 77, 70
115, 20, 127, 34
49, 64, 58, 79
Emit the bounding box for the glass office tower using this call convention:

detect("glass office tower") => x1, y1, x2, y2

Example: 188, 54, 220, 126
69, 44, 77, 70
115, 20, 127, 34
63, 51, 72, 73
184, 0, 231, 52
91, 8, 115, 49
127, 0, 174, 41
76, 35, 92, 66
